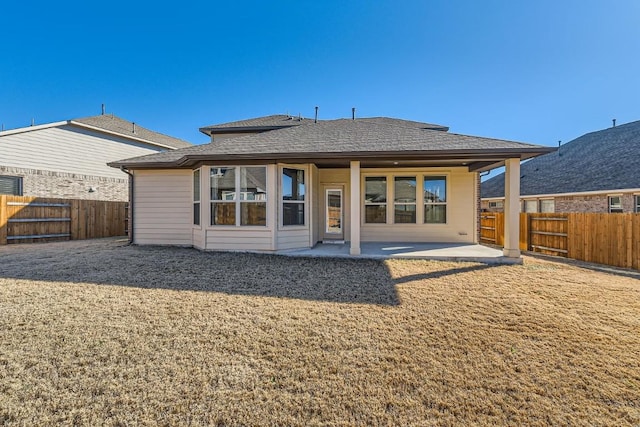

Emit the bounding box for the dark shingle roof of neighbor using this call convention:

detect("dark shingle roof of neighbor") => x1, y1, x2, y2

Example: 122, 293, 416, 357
481, 119, 640, 198
110, 116, 553, 168
200, 114, 450, 134
73, 114, 192, 149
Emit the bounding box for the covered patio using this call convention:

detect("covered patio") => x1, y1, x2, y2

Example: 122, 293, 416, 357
277, 241, 522, 264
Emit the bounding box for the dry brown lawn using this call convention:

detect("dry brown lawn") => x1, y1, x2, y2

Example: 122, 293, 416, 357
0, 238, 639, 426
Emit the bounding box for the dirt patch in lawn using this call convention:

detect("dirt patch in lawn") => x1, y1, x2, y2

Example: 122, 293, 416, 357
0, 239, 639, 426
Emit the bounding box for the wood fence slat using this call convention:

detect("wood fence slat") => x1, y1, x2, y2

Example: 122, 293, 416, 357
0, 195, 7, 245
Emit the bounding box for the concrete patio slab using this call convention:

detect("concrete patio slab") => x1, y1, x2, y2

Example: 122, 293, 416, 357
277, 242, 522, 264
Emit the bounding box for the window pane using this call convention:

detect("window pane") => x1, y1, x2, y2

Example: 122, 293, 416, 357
283, 168, 305, 201
524, 200, 538, 213
193, 203, 200, 226
283, 202, 305, 225
423, 177, 446, 203
636, 195, 640, 213
241, 202, 266, 226
395, 205, 416, 223
365, 177, 387, 203
609, 196, 623, 213
240, 167, 267, 201
211, 202, 236, 225
210, 167, 235, 200
394, 177, 416, 203
365, 205, 387, 223
193, 170, 201, 202
424, 205, 446, 224
0, 176, 22, 195
540, 199, 554, 213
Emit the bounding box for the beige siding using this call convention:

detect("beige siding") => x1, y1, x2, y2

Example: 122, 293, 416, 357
206, 229, 272, 251
134, 169, 192, 245
0, 125, 163, 179
277, 229, 311, 250
360, 167, 476, 243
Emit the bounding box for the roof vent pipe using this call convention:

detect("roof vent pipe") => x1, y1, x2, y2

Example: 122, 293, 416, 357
558, 140, 562, 157
314, 106, 318, 123
102, 104, 106, 115
352, 107, 356, 120
132, 122, 136, 133
31, 118, 35, 126
612, 118, 616, 127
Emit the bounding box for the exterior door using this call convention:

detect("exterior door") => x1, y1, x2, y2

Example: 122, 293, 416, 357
323, 187, 344, 241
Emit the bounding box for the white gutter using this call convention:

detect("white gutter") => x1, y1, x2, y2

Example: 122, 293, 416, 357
0, 121, 68, 137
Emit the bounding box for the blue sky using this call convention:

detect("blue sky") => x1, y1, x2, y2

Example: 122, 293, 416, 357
2, 0, 639, 157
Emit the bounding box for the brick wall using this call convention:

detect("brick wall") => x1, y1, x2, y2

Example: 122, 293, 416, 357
482, 192, 638, 214
0, 166, 128, 202
555, 193, 636, 213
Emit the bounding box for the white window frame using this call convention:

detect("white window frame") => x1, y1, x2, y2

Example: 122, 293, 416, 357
488, 200, 504, 209
393, 176, 417, 224
635, 195, 640, 213
523, 199, 538, 213
280, 165, 307, 228
364, 176, 388, 224
0, 175, 23, 196
423, 175, 447, 224
608, 195, 623, 213
361, 172, 449, 225
210, 166, 267, 227
539, 199, 555, 213
193, 169, 201, 226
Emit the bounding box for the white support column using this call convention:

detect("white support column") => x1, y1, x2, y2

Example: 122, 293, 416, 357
503, 158, 521, 258
349, 160, 361, 255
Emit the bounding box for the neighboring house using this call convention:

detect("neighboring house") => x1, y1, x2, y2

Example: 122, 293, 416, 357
110, 114, 553, 257
0, 114, 191, 201
481, 120, 640, 213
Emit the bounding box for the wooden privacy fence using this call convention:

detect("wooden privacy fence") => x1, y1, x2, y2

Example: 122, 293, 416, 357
0, 195, 127, 245
480, 212, 640, 270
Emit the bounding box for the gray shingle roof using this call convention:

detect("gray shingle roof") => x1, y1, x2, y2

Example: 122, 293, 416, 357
111, 117, 553, 168
481, 120, 640, 198
73, 114, 192, 149
199, 114, 449, 135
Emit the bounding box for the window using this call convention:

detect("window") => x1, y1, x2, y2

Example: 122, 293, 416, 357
524, 200, 538, 213
365, 177, 387, 223
636, 195, 640, 213
0, 176, 22, 196
394, 177, 416, 223
609, 196, 623, 213
193, 170, 201, 225
282, 168, 305, 226
210, 167, 267, 226
488, 201, 503, 209
423, 176, 446, 223
540, 199, 555, 213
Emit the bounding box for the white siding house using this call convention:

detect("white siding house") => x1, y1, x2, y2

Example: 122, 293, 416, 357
112, 115, 554, 258
0, 114, 191, 201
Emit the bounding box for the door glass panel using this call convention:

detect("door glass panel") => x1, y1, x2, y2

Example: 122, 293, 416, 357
326, 189, 342, 234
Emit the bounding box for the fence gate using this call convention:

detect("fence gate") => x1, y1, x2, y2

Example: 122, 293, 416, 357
527, 213, 568, 256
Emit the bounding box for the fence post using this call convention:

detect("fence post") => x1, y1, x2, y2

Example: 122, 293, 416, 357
0, 195, 7, 245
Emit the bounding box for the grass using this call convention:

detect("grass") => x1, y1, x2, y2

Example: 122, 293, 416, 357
0, 238, 639, 426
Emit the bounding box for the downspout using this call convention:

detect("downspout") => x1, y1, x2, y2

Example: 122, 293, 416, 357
120, 166, 134, 244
